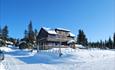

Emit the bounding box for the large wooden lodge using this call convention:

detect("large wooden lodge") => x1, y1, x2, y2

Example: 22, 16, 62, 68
36, 27, 75, 50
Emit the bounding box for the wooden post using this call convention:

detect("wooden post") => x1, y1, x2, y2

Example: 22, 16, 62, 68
59, 35, 62, 57
37, 42, 39, 52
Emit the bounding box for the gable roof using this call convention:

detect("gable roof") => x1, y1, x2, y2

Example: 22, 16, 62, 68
42, 27, 57, 35
41, 27, 75, 37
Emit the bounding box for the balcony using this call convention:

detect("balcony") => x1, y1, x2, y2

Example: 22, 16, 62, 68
47, 37, 73, 42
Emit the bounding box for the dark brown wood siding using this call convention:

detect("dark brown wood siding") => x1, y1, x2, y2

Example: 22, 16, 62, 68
37, 28, 48, 40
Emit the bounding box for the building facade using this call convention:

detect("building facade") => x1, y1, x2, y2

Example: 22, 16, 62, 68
36, 27, 75, 50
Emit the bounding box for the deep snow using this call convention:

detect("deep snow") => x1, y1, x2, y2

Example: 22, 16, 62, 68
0, 46, 115, 70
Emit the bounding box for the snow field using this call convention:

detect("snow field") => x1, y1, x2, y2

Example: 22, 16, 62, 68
0, 47, 115, 70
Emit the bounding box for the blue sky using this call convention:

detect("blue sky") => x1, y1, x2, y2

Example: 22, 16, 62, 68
0, 0, 115, 42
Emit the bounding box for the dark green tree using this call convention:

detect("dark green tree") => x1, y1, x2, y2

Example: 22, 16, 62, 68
24, 29, 28, 39
77, 29, 88, 46
2, 25, 8, 40
34, 29, 37, 41
28, 20, 35, 43
20, 20, 37, 49
34, 29, 37, 37
108, 37, 113, 49
113, 33, 115, 48
0, 26, 1, 34
0, 26, 2, 38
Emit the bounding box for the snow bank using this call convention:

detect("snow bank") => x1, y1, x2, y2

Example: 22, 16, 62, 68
0, 47, 14, 52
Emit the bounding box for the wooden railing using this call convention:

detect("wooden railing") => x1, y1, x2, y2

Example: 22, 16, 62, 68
47, 37, 72, 42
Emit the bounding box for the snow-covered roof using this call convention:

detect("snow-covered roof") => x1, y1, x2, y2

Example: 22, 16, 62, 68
5, 41, 13, 45
42, 27, 51, 31
42, 27, 75, 36
69, 32, 75, 37
0, 47, 13, 52
19, 41, 26, 45
67, 40, 76, 44
75, 44, 86, 49
42, 27, 57, 35
56, 28, 70, 32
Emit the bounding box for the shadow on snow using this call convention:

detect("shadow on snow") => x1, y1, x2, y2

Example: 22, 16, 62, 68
6, 49, 76, 64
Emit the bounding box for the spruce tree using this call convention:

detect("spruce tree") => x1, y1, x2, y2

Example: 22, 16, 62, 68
0, 26, 1, 34
24, 29, 28, 39
28, 20, 35, 43
113, 33, 115, 48
77, 29, 88, 46
34, 29, 38, 41
0, 26, 2, 38
34, 29, 37, 37
2, 25, 8, 40
108, 37, 113, 49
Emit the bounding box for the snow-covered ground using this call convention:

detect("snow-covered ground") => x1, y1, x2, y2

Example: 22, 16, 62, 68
0, 46, 115, 70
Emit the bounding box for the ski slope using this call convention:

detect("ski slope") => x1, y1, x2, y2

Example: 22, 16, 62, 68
0, 46, 115, 70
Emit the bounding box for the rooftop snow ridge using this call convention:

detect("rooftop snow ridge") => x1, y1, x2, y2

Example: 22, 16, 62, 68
56, 28, 70, 32
42, 27, 57, 34
42, 27, 51, 30
69, 32, 75, 37
42, 27, 75, 35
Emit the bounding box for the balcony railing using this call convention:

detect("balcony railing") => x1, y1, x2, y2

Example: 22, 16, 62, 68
44, 45, 68, 48
47, 37, 73, 42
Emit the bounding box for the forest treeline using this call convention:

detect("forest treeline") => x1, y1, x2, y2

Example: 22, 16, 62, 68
0, 21, 115, 49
